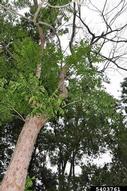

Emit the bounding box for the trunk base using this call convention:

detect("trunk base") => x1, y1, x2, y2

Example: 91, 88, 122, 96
0, 116, 47, 191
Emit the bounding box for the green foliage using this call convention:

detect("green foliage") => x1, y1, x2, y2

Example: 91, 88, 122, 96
0, 73, 59, 120
40, 43, 63, 94
39, 7, 59, 27
66, 41, 102, 69
0, 19, 30, 80
121, 77, 127, 105
0, 19, 116, 133
25, 176, 34, 191
0, 21, 26, 41
13, 0, 32, 8
13, 38, 41, 77
48, 0, 70, 5
31, 0, 70, 31
0, 78, 12, 123
0, 35, 63, 121
0, 33, 115, 125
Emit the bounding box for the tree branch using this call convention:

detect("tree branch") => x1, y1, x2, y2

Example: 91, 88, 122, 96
33, 2, 43, 24
47, 2, 71, 9
11, 107, 25, 122
69, 2, 77, 52
76, 14, 95, 44
93, 51, 127, 72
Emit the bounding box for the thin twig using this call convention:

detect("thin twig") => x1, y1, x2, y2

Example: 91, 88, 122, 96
11, 107, 25, 122
69, 2, 77, 52
62, 99, 82, 108
93, 51, 127, 72
47, 2, 71, 9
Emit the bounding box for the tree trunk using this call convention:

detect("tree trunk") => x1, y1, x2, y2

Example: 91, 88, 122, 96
0, 116, 47, 191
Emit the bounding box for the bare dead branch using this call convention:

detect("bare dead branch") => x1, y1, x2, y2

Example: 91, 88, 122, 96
93, 51, 127, 72
109, 0, 127, 26
105, 0, 124, 16
69, 2, 77, 52
76, 15, 95, 44
47, 2, 71, 8
102, 0, 108, 14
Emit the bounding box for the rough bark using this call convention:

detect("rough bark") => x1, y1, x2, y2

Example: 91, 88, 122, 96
0, 116, 47, 191
58, 66, 68, 98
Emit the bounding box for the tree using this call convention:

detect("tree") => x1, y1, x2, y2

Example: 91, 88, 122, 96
0, 0, 127, 190
86, 78, 127, 187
